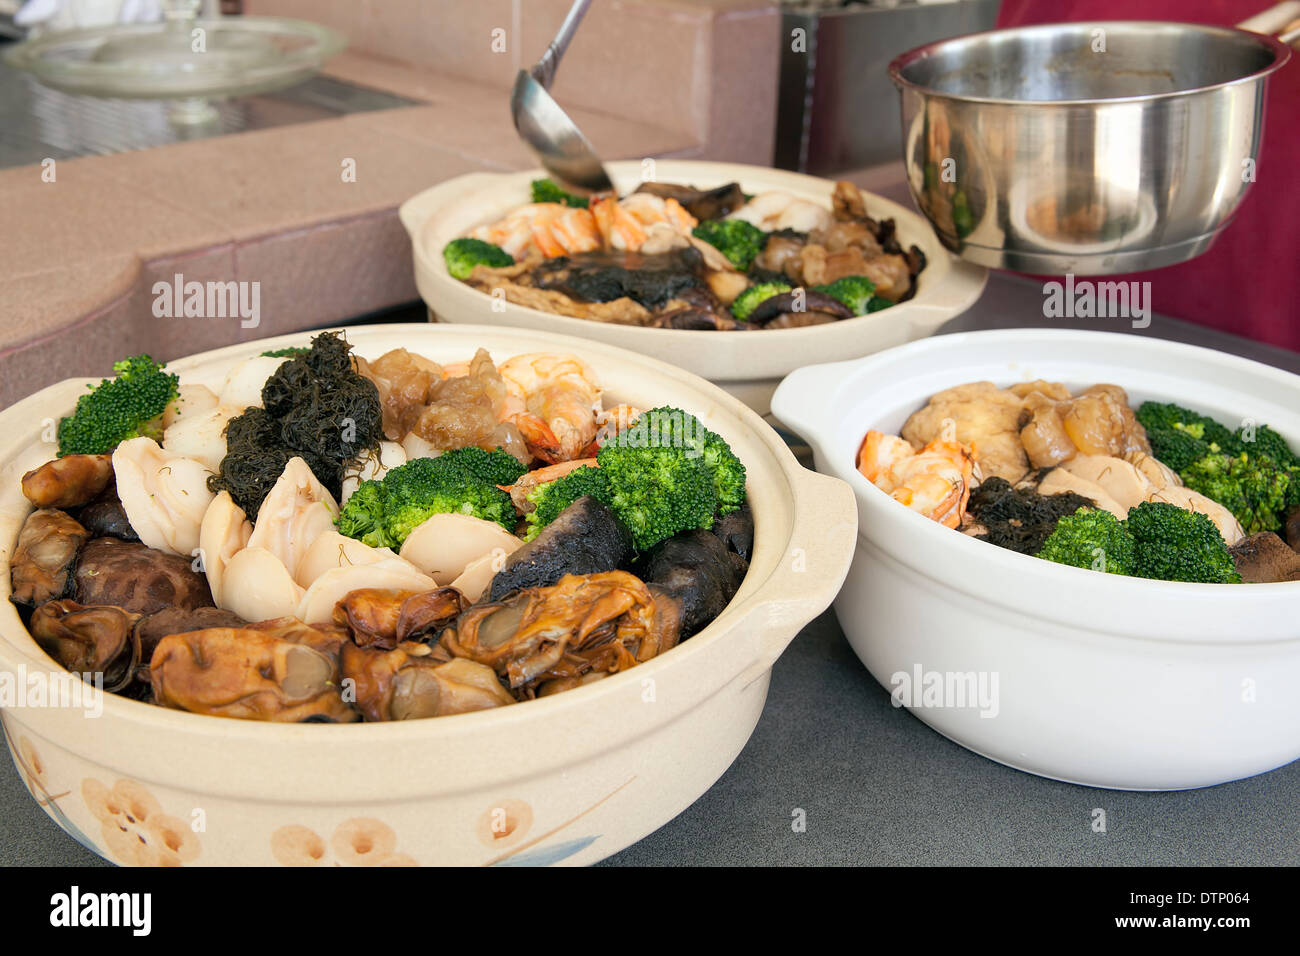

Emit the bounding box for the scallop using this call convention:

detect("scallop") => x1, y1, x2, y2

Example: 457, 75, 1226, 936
247, 458, 339, 577
162, 384, 219, 430
217, 356, 288, 410
401, 432, 441, 461
398, 513, 522, 586
1061, 455, 1153, 512
450, 549, 509, 603
295, 530, 401, 589
163, 403, 243, 472
198, 491, 252, 607
220, 546, 306, 622
112, 437, 215, 557
340, 441, 407, 506
295, 559, 436, 626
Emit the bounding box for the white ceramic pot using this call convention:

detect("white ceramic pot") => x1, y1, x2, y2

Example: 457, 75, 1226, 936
772, 328, 1300, 791
0, 324, 857, 866
399, 160, 987, 417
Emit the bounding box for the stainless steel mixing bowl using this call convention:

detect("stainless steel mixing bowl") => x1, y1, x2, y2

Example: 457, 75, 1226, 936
889, 22, 1292, 274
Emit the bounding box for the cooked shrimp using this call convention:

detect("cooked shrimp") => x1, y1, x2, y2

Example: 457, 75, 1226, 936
728, 191, 832, 233
470, 203, 600, 259
498, 354, 602, 464
505, 458, 598, 512
857, 420, 974, 528
591, 194, 697, 252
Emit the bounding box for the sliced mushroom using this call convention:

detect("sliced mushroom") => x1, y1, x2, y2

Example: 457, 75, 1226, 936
634, 181, 746, 221
150, 620, 358, 722
650, 308, 742, 331
746, 290, 852, 327
77, 486, 139, 541
20, 455, 113, 509
29, 600, 142, 692
73, 536, 215, 615
10, 509, 89, 607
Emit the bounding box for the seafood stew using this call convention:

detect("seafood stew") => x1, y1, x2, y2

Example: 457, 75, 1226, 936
442, 177, 928, 331
10, 332, 757, 722
858, 380, 1300, 584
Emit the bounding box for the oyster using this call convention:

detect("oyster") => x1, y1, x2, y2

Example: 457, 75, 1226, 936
340, 642, 512, 721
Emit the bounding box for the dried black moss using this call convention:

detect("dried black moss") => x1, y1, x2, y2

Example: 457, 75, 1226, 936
209, 331, 383, 520
967, 474, 1094, 556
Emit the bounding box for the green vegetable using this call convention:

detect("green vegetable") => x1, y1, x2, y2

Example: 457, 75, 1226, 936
1135, 401, 1233, 471
260, 346, 310, 358
814, 276, 876, 315
866, 296, 893, 313
336, 480, 390, 549
56, 354, 180, 456
1126, 501, 1240, 584
731, 282, 792, 322
433, 446, 527, 487
1180, 451, 1295, 535
442, 238, 514, 280
338, 455, 516, 549
523, 465, 611, 541
530, 178, 589, 208
596, 409, 721, 550
635, 405, 746, 515
1035, 507, 1136, 575
1232, 424, 1299, 470
691, 218, 767, 270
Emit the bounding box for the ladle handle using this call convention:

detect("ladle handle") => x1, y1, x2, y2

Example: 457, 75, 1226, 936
530, 0, 594, 90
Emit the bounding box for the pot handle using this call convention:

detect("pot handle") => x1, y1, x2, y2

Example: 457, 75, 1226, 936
736, 467, 858, 689
769, 357, 859, 449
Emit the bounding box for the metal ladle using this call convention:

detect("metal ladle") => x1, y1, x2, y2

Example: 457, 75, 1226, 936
510, 0, 614, 196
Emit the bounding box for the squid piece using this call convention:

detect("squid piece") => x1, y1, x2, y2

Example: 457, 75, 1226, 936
332, 586, 465, 650
29, 600, 142, 692
443, 571, 680, 690
489, 496, 632, 601
637, 530, 747, 638
341, 642, 513, 721
20, 454, 113, 509
150, 619, 358, 722
112, 437, 215, 557
10, 509, 89, 607
73, 537, 215, 615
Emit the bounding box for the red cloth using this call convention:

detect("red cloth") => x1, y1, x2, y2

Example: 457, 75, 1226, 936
995, 1, 1300, 352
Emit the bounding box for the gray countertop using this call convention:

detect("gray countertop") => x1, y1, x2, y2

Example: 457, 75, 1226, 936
3, 272, 1298, 867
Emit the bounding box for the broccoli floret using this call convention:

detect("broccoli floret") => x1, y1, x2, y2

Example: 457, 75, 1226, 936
1126, 501, 1240, 584
597, 415, 719, 550
530, 178, 589, 208
260, 346, 310, 358
1136, 401, 1235, 471
866, 296, 893, 313
434, 446, 528, 487
731, 282, 792, 321
814, 275, 877, 315
337, 480, 391, 549
629, 406, 746, 515
691, 219, 767, 270
523, 466, 611, 540
1232, 424, 1299, 470
337, 455, 516, 549
1035, 507, 1136, 575
56, 354, 180, 456
1180, 452, 1294, 535
443, 238, 514, 280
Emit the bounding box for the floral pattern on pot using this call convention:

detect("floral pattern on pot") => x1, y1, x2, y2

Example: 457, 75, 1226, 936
81, 777, 201, 866
271, 818, 416, 866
